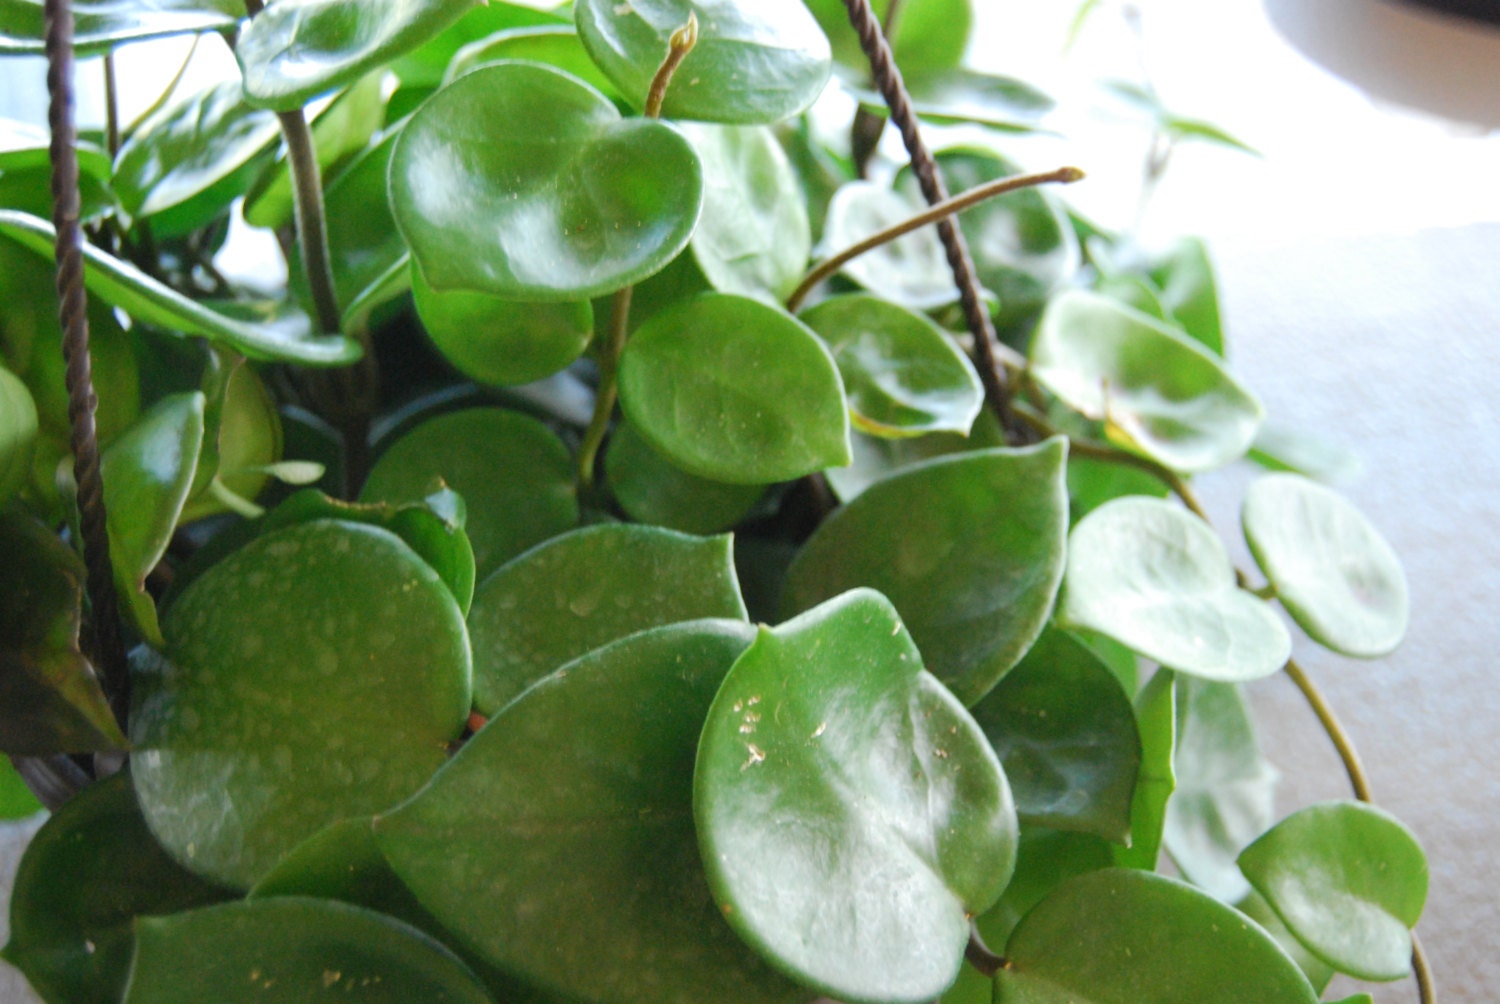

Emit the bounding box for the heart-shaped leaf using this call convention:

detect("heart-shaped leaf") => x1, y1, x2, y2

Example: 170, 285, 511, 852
603, 420, 765, 534
360, 407, 577, 577
800, 293, 983, 438
1238, 801, 1428, 982
806, 0, 970, 80
618, 292, 851, 484
0, 510, 127, 754
821, 181, 955, 310
130, 518, 472, 888
0, 210, 360, 364
1030, 290, 1263, 472
236, 0, 481, 110
678, 122, 810, 302
123, 897, 495, 1003
969, 629, 1140, 843
0, 0, 242, 55
994, 868, 1319, 1003
391, 61, 703, 301
0, 364, 36, 506
466, 523, 747, 713
696, 588, 1016, 1004
782, 440, 1069, 706
1, 773, 232, 1003
379, 619, 809, 1004
575, 0, 832, 124
824, 408, 1007, 502
1110, 669, 1174, 872
446, 24, 617, 94
1243, 473, 1408, 658
1057, 497, 1291, 682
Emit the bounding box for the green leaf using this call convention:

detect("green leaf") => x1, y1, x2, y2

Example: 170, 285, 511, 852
782, 440, 1068, 706
130, 518, 472, 888
2, 772, 232, 1003
1163, 676, 1276, 902
378, 619, 807, 1004
603, 420, 765, 534
390, 0, 568, 88
575, 0, 832, 124
0, 123, 114, 222
1066, 453, 1168, 523
0, 509, 128, 754
1102, 80, 1259, 156
446, 24, 617, 94
1111, 669, 1175, 871
412, 264, 593, 387
0, 0, 241, 55
309, 129, 408, 315
807, 0, 971, 80
970, 629, 1140, 843
360, 407, 577, 577
678, 121, 811, 302
0, 756, 42, 819
0, 364, 37, 506
696, 588, 1015, 1004
0, 210, 360, 365
875, 68, 1054, 133
1236, 890, 1335, 994
822, 180, 955, 310
390, 61, 703, 301
1030, 289, 1263, 472
236, 0, 482, 111
1148, 237, 1223, 355
102, 392, 206, 645
824, 408, 1007, 502
123, 897, 495, 1003
1243, 473, 1408, 658
1094, 274, 1168, 322
1247, 421, 1362, 483
1057, 497, 1291, 682
995, 868, 1319, 1003
179, 357, 284, 524
1238, 801, 1427, 982
466, 522, 747, 713
618, 292, 851, 484
801, 293, 983, 438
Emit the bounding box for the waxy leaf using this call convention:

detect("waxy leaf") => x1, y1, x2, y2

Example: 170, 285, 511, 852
391, 61, 703, 301
1248, 421, 1362, 483
1111, 669, 1175, 871
0, 510, 127, 754
413, 265, 593, 387
970, 629, 1140, 843
1030, 290, 1263, 472
994, 868, 1320, 1003
1149, 237, 1223, 355
679, 122, 811, 302
178, 357, 284, 524
1243, 473, 1408, 658
801, 293, 983, 438
236, 0, 481, 110
604, 420, 765, 534
783, 441, 1069, 706
822, 181, 954, 310
824, 408, 1007, 502
1, 773, 231, 1004
447, 25, 617, 94
391, 0, 568, 87
379, 620, 807, 1004
0, 0, 241, 55
466, 523, 747, 713
1238, 801, 1428, 982
1066, 452, 1168, 522
311, 130, 407, 315
123, 897, 494, 1003
0, 123, 114, 221
618, 292, 851, 484
0, 210, 360, 365
575, 0, 832, 124
1237, 890, 1335, 994
131, 519, 472, 888
696, 589, 1016, 1004
1058, 497, 1291, 683
0, 363, 36, 505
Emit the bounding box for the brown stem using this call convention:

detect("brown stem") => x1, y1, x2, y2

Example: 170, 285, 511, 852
965, 924, 1005, 977
277, 107, 341, 336
1412, 931, 1437, 1004
1281, 657, 1374, 803
644, 12, 698, 118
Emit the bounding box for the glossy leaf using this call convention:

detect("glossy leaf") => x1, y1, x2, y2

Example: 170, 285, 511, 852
379, 620, 808, 1004
971, 828, 1114, 969
970, 629, 1140, 843
0, 210, 360, 364
391, 61, 703, 301
807, 0, 971, 80
679, 122, 811, 302
446, 24, 616, 94
466, 523, 747, 713
0, 123, 114, 221
822, 180, 954, 310
801, 293, 983, 438
236, 0, 481, 110
1237, 890, 1335, 994
0, 509, 128, 754
101, 392, 206, 645
1163, 676, 1276, 902
1058, 497, 1291, 682
618, 292, 851, 484
0, 0, 241, 55
1066, 452, 1168, 522
131, 518, 472, 888
360, 407, 577, 577
604, 420, 765, 534
1148, 237, 1223, 355
994, 868, 1319, 1003
1030, 290, 1263, 472
824, 408, 1007, 502
782, 441, 1069, 706
1239, 801, 1428, 982
697, 589, 1015, 1003
1243, 473, 1408, 658
0, 363, 37, 505
575, 0, 832, 124
313, 130, 407, 315
179, 358, 283, 524
123, 897, 495, 1003
1, 773, 231, 1004
412, 264, 593, 387
390, 0, 568, 87
1112, 669, 1175, 871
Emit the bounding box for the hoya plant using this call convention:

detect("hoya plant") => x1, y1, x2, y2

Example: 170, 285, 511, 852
0, 0, 1433, 1001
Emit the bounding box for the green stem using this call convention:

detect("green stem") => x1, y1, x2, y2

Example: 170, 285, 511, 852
102, 52, 120, 156
1412, 931, 1436, 1004
1281, 657, 1373, 803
